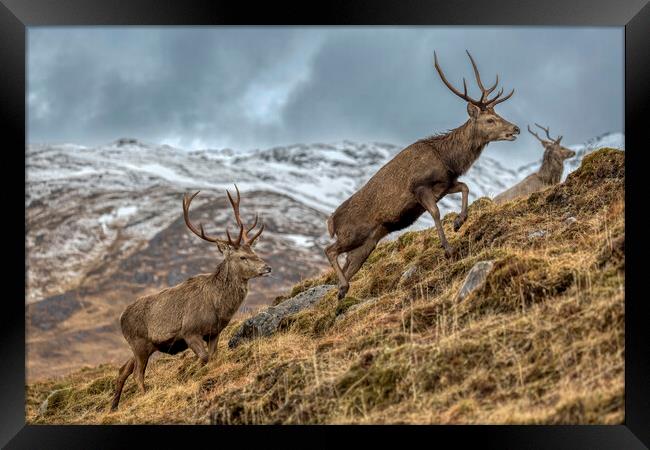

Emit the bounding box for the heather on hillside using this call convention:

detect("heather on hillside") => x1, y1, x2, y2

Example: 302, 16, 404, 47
27, 149, 624, 425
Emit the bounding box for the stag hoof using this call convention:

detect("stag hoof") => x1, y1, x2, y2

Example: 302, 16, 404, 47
444, 246, 457, 258
337, 285, 349, 300
453, 215, 466, 232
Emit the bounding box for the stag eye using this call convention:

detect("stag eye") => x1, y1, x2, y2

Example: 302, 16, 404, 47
239, 256, 247, 260
487, 119, 495, 124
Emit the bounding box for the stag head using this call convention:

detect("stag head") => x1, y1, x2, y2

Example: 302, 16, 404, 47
182, 186, 271, 280
434, 50, 520, 143
528, 123, 576, 161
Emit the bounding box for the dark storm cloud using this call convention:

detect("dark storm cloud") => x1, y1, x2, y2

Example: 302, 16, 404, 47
28, 27, 623, 167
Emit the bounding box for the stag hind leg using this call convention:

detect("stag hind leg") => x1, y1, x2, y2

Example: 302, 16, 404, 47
342, 227, 388, 283
132, 342, 154, 394
326, 241, 356, 300
110, 357, 135, 411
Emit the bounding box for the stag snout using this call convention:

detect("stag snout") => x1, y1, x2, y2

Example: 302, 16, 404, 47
260, 265, 272, 277
502, 124, 520, 141
497, 125, 519, 141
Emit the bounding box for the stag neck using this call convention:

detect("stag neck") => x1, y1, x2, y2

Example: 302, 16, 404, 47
464, 119, 492, 146
422, 120, 488, 176
213, 258, 247, 284
452, 119, 490, 155
210, 259, 249, 319
537, 152, 564, 184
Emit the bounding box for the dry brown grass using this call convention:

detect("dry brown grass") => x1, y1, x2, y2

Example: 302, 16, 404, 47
26, 148, 624, 424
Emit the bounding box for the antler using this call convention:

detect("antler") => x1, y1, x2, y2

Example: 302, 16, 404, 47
183, 191, 229, 245
534, 123, 563, 144
433, 50, 514, 110
527, 124, 545, 143
225, 184, 265, 247
182, 187, 264, 248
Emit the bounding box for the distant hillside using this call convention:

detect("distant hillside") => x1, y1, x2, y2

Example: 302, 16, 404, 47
27, 148, 624, 424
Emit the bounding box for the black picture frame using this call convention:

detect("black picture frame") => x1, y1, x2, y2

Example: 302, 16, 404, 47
2, 0, 648, 448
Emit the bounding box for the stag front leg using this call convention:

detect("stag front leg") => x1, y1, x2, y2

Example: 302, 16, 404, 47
447, 181, 469, 232
185, 335, 209, 365
415, 186, 455, 258
208, 333, 220, 360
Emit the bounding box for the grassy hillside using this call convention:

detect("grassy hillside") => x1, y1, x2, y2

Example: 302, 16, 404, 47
26, 148, 625, 424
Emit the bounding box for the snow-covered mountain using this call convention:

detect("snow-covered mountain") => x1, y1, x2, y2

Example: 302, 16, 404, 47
26, 132, 624, 305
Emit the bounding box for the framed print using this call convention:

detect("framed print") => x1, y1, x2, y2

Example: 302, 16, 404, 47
2, 0, 649, 448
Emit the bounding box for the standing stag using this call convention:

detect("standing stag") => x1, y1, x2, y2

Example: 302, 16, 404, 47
493, 123, 576, 204
111, 186, 271, 410
326, 50, 520, 299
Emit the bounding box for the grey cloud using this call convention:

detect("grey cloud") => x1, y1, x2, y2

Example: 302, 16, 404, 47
28, 27, 623, 168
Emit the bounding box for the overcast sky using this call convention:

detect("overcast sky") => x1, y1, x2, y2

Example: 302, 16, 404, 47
27, 27, 623, 168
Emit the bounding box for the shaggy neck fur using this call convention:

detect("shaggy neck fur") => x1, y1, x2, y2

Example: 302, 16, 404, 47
420, 120, 488, 175
538, 150, 565, 184
211, 258, 248, 318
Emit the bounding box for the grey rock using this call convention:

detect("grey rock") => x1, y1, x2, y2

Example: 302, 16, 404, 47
528, 230, 547, 240
39, 387, 72, 416
564, 216, 578, 225
455, 260, 495, 302
399, 266, 419, 285
39, 398, 49, 416
228, 284, 335, 348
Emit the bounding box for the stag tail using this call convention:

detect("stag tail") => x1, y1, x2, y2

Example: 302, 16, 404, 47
327, 214, 336, 238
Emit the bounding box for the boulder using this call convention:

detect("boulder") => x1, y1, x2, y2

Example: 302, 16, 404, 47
455, 260, 495, 302
228, 284, 335, 348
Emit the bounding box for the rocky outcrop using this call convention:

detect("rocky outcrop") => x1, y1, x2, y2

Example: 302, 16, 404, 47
228, 285, 335, 348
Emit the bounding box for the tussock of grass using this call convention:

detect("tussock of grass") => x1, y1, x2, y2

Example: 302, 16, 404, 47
27, 149, 625, 424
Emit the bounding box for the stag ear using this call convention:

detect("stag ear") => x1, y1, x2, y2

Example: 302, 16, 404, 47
467, 102, 481, 119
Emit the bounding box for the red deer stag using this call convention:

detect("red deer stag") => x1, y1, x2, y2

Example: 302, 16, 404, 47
493, 123, 576, 204
326, 50, 520, 299
111, 186, 270, 410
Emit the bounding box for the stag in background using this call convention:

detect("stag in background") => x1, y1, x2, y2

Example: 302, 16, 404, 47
493, 124, 576, 205
111, 186, 271, 410
326, 50, 520, 299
